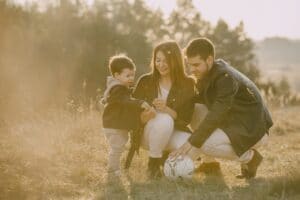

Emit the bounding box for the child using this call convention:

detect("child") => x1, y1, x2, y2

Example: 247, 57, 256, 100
102, 54, 154, 175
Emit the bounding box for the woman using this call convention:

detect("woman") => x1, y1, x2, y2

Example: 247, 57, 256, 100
133, 41, 195, 178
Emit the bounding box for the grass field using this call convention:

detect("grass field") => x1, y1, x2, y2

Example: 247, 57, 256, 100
0, 106, 299, 199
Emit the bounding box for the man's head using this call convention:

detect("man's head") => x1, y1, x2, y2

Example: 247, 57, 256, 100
109, 54, 136, 87
184, 38, 215, 80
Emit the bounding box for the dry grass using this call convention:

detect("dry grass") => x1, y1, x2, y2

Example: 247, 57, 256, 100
0, 106, 300, 200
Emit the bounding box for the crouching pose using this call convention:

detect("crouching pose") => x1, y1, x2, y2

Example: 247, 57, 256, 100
133, 41, 196, 178
171, 38, 273, 179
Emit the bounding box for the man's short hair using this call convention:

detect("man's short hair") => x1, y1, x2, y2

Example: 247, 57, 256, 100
109, 54, 136, 75
185, 38, 215, 60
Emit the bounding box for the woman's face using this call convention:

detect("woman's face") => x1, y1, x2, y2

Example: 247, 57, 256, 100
155, 50, 170, 77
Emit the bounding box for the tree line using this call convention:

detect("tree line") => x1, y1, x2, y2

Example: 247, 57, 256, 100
0, 0, 297, 118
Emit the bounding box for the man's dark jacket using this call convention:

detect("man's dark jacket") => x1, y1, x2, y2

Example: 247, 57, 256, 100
188, 59, 273, 156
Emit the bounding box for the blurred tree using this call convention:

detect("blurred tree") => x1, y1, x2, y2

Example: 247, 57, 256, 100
278, 77, 290, 97
207, 20, 260, 82
166, 0, 211, 47
0, 0, 294, 112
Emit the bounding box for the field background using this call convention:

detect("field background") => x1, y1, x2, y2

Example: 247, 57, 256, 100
1, 0, 300, 199
0, 105, 299, 200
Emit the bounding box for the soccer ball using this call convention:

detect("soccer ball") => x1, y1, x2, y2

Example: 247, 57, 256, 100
163, 156, 195, 180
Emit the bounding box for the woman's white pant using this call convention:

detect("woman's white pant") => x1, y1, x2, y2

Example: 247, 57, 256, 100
142, 104, 268, 164
141, 112, 190, 158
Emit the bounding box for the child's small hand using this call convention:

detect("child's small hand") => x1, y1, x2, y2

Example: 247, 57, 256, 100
140, 107, 156, 124
147, 107, 156, 117
141, 101, 151, 110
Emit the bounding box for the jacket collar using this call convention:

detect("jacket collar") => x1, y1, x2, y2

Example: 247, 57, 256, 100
102, 76, 124, 103
196, 59, 228, 92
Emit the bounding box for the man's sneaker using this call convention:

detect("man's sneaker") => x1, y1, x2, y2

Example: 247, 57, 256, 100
194, 161, 222, 176
236, 149, 263, 179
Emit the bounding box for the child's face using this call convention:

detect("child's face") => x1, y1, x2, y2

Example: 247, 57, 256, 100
114, 68, 135, 87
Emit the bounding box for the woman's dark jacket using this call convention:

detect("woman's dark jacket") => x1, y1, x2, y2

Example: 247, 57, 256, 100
132, 73, 196, 133
188, 59, 273, 156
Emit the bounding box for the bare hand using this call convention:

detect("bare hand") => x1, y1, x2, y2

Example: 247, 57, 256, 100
153, 98, 168, 112
140, 107, 156, 124
169, 141, 193, 160
141, 101, 151, 110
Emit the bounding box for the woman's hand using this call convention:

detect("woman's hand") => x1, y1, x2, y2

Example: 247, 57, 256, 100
153, 98, 168, 112
153, 98, 177, 119
140, 107, 156, 124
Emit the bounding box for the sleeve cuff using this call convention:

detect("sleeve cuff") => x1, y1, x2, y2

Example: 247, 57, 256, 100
188, 134, 204, 148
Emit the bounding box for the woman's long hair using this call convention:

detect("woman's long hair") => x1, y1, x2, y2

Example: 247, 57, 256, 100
150, 41, 187, 89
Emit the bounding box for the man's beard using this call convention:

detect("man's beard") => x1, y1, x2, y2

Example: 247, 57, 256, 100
196, 62, 210, 81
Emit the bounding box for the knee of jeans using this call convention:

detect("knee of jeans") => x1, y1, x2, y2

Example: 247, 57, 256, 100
199, 141, 220, 155
190, 104, 208, 130
154, 113, 174, 130
194, 104, 208, 118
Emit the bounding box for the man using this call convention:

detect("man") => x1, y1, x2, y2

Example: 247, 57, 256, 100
171, 38, 273, 179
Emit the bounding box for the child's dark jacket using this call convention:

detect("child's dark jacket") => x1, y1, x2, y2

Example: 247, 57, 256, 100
102, 77, 144, 130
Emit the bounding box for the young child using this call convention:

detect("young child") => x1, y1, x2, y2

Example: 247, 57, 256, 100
102, 54, 154, 175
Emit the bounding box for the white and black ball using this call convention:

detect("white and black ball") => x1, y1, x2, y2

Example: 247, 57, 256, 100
163, 156, 194, 180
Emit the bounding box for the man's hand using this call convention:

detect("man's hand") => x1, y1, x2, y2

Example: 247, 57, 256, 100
140, 107, 156, 124
169, 141, 193, 160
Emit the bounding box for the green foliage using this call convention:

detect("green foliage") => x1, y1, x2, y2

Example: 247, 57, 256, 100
207, 20, 260, 82
166, 0, 211, 46
0, 0, 293, 110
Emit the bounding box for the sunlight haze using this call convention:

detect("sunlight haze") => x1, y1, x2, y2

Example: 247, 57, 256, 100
12, 0, 300, 40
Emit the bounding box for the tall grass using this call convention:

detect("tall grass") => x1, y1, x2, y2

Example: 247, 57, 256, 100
0, 105, 299, 199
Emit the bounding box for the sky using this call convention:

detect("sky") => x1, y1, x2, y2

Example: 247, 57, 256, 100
145, 0, 300, 40
13, 0, 300, 40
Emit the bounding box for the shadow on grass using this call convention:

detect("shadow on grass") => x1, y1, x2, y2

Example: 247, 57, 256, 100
95, 168, 300, 200
124, 172, 230, 200
228, 171, 300, 200
94, 172, 129, 200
